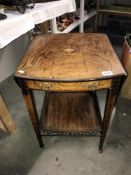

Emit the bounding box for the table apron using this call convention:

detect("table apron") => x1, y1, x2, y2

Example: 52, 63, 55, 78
25, 79, 112, 91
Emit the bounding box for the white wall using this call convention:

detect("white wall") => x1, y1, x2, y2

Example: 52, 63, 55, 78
0, 33, 31, 83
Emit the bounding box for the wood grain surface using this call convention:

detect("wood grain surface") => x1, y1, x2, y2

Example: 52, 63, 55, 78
15, 33, 126, 81
40, 92, 101, 133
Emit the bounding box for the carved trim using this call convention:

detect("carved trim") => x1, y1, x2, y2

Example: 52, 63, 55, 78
34, 81, 52, 90
40, 130, 101, 136
80, 80, 111, 90
26, 79, 112, 91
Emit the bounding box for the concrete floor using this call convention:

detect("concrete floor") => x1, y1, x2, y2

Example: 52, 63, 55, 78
0, 43, 131, 175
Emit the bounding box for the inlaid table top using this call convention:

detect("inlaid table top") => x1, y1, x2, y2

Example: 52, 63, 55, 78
15, 33, 126, 81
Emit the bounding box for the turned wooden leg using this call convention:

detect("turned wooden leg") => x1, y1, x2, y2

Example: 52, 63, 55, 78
99, 78, 122, 153
22, 88, 44, 147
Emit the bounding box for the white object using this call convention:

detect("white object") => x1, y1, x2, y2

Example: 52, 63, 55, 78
0, 12, 34, 49
0, 0, 76, 49
0, 8, 4, 14
18, 70, 25, 74
29, 0, 76, 25
102, 71, 113, 76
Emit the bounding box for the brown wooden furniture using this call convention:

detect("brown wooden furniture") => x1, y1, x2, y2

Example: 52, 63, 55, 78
95, 0, 131, 32
0, 94, 16, 133
14, 33, 126, 152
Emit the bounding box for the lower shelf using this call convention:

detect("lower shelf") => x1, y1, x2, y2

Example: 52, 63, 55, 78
40, 92, 102, 136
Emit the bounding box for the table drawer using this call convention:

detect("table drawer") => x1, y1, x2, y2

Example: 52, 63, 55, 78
26, 79, 112, 91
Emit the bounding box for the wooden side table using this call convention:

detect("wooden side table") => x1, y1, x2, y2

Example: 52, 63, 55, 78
14, 33, 126, 152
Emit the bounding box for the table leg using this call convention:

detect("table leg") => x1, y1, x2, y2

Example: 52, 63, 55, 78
95, 0, 101, 32
0, 94, 16, 133
22, 89, 44, 147
95, 13, 99, 32
99, 78, 122, 153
